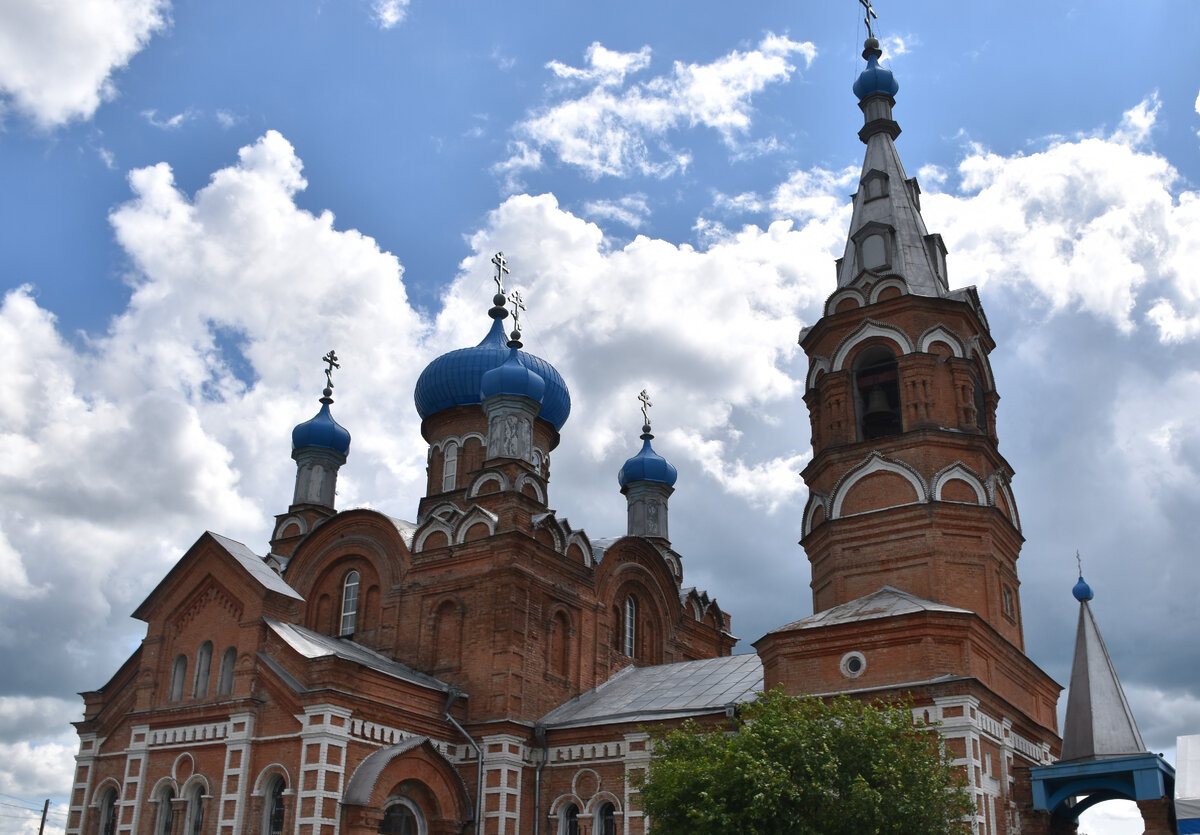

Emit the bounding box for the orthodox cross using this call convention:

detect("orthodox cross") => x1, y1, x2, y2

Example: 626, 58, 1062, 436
323, 349, 340, 390
492, 251, 509, 296
638, 389, 652, 427
859, 0, 878, 39
508, 289, 526, 333
1075, 549, 1083, 577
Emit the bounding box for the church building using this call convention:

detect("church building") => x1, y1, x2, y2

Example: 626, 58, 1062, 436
70, 29, 1068, 835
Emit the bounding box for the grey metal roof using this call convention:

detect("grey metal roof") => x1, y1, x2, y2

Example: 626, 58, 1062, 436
209, 532, 303, 600
766, 586, 969, 634
1060, 599, 1147, 761
539, 654, 762, 729
265, 619, 453, 693
384, 515, 417, 549
343, 737, 430, 804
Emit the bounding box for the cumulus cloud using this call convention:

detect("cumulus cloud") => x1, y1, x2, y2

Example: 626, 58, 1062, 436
371, 0, 410, 29
0, 0, 169, 128
580, 193, 651, 229
497, 34, 817, 181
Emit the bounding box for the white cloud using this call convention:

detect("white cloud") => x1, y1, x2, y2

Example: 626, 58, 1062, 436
581, 193, 651, 229
497, 34, 816, 180
0, 0, 169, 128
371, 0, 410, 29
215, 108, 239, 129
141, 108, 191, 130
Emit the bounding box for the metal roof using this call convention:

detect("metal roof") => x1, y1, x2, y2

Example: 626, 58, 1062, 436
265, 619, 453, 693
209, 532, 303, 600
766, 585, 969, 634
538, 654, 762, 729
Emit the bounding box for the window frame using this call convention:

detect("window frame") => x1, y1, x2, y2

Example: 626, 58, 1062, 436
623, 596, 637, 658
339, 570, 360, 636
193, 641, 213, 699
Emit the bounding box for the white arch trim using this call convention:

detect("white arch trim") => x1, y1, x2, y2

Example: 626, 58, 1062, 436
414, 520, 453, 552
802, 491, 828, 537
831, 319, 915, 371
468, 471, 510, 497
90, 778, 122, 806
988, 474, 1021, 532
586, 791, 623, 815
252, 764, 293, 794
453, 506, 499, 544
806, 356, 830, 391
931, 464, 987, 504
831, 453, 927, 518
868, 277, 909, 304
918, 325, 965, 358
967, 338, 996, 390
514, 472, 546, 503
824, 287, 866, 316
431, 432, 486, 452
565, 532, 595, 566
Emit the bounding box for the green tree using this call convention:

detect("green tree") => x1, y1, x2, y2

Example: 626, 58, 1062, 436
636, 688, 973, 835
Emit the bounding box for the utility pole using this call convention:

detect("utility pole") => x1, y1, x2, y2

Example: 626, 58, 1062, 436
37, 799, 48, 835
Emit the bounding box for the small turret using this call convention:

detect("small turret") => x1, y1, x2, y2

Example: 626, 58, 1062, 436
290, 351, 350, 509
618, 391, 677, 541
481, 291, 546, 466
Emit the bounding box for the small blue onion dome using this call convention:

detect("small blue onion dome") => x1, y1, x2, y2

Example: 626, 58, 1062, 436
481, 346, 547, 403
1072, 576, 1094, 602
618, 427, 678, 488
292, 398, 351, 456
853, 37, 899, 101
414, 316, 571, 430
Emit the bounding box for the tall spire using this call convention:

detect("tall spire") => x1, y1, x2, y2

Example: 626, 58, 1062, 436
1060, 575, 1148, 761
836, 37, 950, 298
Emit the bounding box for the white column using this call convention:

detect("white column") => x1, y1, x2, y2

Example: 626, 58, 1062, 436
295, 705, 353, 835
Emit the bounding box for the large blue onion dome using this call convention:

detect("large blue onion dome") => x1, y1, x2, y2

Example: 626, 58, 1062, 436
414, 316, 571, 430
618, 427, 678, 488
1072, 575, 1094, 602
853, 37, 899, 100
481, 345, 546, 404
292, 398, 351, 456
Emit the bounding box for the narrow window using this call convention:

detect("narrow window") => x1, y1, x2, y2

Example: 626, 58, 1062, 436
442, 441, 458, 492
263, 777, 285, 835
156, 787, 175, 835
854, 347, 902, 440
186, 785, 204, 835
379, 803, 419, 835
623, 596, 637, 658
193, 641, 212, 699
217, 647, 236, 696
559, 804, 580, 835
550, 612, 569, 678
169, 655, 187, 702
972, 368, 988, 433
340, 570, 360, 636
595, 802, 616, 835
100, 788, 118, 835
1002, 585, 1015, 619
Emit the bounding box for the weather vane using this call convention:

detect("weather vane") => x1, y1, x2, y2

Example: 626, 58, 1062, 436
492, 251, 509, 296
322, 349, 340, 391
508, 289, 526, 335
859, 0, 878, 40
638, 389, 653, 428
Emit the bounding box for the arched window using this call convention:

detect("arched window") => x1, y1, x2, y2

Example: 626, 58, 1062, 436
972, 366, 988, 433
169, 655, 187, 702
185, 785, 205, 835
442, 442, 458, 493
193, 641, 212, 699
379, 800, 421, 835
549, 611, 570, 678
217, 647, 236, 696
99, 787, 118, 835
594, 802, 616, 835
558, 804, 580, 835
262, 776, 286, 835
623, 596, 637, 658
340, 570, 360, 636
854, 346, 902, 440
155, 786, 175, 835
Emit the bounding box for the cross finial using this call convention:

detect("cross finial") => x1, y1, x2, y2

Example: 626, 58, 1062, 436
492, 252, 509, 296
859, 0, 878, 40
1075, 549, 1083, 578
638, 389, 653, 427
508, 289, 526, 335
322, 350, 340, 390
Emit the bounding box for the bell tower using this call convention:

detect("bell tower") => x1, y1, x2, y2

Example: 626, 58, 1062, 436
756, 32, 1061, 835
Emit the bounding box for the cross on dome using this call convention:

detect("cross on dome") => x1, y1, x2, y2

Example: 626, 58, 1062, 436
638, 389, 653, 429
508, 289, 526, 335
859, 0, 879, 39
491, 251, 509, 296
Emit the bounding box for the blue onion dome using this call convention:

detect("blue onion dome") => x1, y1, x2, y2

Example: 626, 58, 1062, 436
481, 344, 547, 403
413, 295, 571, 430
1072, 575, 1094, 602
618, 426, 678, 488
853, 37, 899, 100
292, 396, 351, 456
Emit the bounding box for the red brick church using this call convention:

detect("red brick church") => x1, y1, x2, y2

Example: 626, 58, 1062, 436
70, 32, 1068, 835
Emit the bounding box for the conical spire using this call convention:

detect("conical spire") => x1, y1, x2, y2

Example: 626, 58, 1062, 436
1060, 576, 1148, 761
836, 38, 950, 298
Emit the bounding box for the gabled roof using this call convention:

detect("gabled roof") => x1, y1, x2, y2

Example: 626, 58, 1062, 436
264, 619, 453, 693
1060, 595, 1147, 761
766, 586, 970, 634
132, 531, 301, 620
539, 653, 762, 729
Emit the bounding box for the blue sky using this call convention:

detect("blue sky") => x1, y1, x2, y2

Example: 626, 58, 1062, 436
1, 2, 1199, 833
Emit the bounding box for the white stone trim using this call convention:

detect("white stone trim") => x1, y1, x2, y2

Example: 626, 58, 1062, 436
824, 288, 866, 316
830, 453, 927, 519
514, 472, 546, 503
468, 471, 510, 497
802, 491, 828, 537
831, 319, 914, 371
918, 325, 965, 357
931, 463, 987, 504
453, 506, 500, 544
806, 356, 830, 391
868, 277, 908, 304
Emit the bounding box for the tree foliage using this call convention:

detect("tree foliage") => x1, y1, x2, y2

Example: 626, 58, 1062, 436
636, 688, 973, 835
